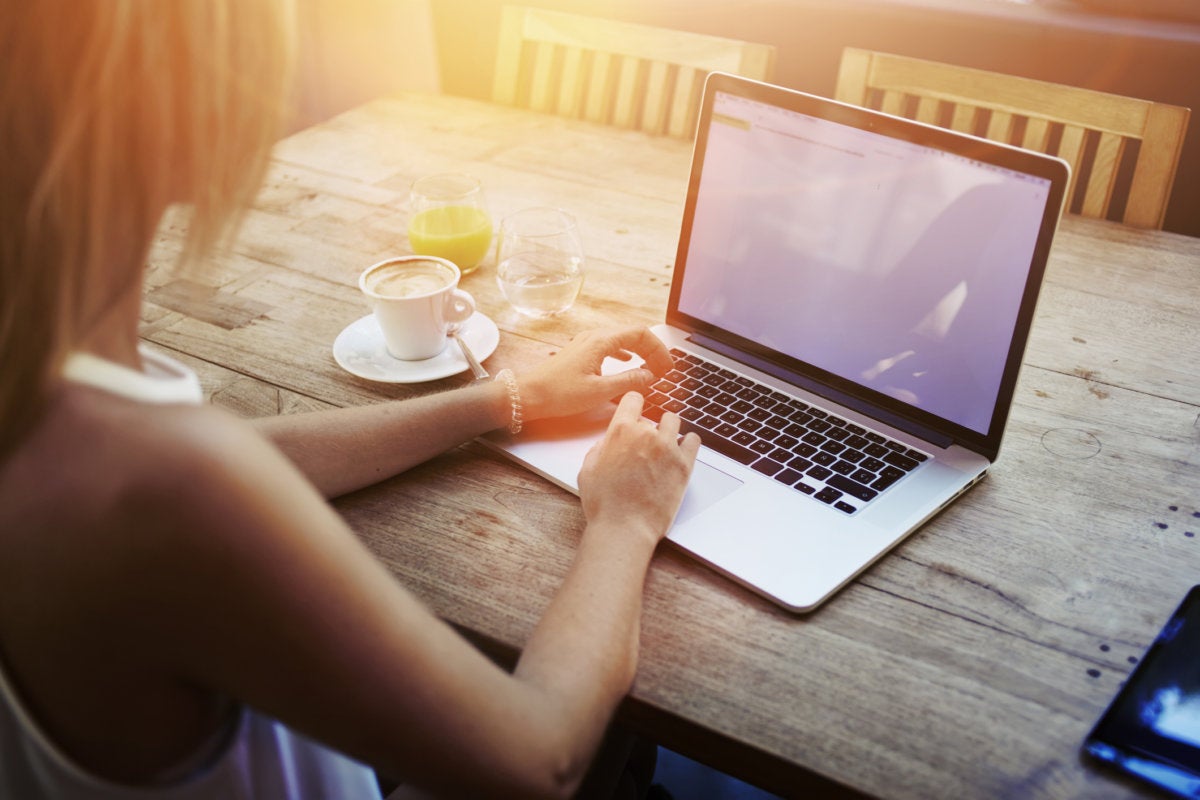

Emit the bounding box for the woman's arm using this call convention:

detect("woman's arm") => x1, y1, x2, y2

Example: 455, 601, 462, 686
253, 327, 673, 498
512, 393, 701, 786
131, 389, 697, 799
250, 379, 512, 498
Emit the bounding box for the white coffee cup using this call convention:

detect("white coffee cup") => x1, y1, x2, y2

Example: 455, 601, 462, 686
360, 256, 475, 360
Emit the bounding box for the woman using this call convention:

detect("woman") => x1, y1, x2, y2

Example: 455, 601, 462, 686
0, 2, 699, 798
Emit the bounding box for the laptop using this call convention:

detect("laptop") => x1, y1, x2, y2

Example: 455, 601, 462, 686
483, 72, 1069, 613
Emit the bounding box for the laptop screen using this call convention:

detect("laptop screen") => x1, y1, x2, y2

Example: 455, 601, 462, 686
670, 77, 1065, 454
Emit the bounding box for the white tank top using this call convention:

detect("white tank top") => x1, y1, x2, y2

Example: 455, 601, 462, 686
0, 346, 382, 799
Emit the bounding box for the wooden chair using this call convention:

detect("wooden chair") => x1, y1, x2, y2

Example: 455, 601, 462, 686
492, 5, 776, 138
835, 48, 1190, 229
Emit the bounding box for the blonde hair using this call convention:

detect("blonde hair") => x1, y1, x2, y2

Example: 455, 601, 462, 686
0, 0, 295, 454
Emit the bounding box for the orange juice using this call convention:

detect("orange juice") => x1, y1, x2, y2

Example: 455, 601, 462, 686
407, 205, 493, 273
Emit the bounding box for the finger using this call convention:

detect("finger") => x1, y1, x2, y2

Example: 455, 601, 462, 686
599, 366, 656, 397
679, 431, 702, 463
611, 390, 645, 425
578, 438, 604, 487
656, 410, 682, 439
604, 327, 673, 377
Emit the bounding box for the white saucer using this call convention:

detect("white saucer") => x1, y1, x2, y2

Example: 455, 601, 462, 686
332, 312, 500, 383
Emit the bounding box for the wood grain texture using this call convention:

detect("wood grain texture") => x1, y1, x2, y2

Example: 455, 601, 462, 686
143, 92, 1200, 800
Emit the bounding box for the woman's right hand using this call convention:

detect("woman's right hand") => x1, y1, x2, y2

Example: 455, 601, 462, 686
515, 327, 674, 423
577, 392, 701, 548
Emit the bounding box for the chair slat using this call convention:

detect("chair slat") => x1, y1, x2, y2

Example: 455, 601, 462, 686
1081, 132, 1125, 219
641, 61, 670, 135
949, 103, 977, 134
668, 67, 699, 139
529, 42, 555, 113
834, 48, 871, 107
585, 51, 612, 124
612, 55, 640, 129
1057, 125, 1087, 206
556, 47, 584, 118
915, 96, 939, 125
491, 5, 525, 106
1022, 117, 1051, 152
1125, 102, 1190, 229
986, 110, 1015, 143
880, 90, 905, 117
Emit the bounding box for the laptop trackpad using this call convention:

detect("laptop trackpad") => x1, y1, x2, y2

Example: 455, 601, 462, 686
675, 461, 743, 526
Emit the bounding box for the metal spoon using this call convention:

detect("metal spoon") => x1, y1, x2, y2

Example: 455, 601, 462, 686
452, 330, 489, 383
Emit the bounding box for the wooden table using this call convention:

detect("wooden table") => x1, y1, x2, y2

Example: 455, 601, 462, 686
143, 93, 1200, 799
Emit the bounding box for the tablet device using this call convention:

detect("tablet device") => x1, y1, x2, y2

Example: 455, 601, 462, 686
1083, 585, 1200, 797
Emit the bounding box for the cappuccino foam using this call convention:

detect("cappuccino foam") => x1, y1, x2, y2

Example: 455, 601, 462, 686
366, 260, 454, 298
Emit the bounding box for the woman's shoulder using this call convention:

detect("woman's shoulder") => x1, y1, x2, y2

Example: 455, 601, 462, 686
73, 382, 258, 478
0, 383, 339, 642
0, 384, 284, 547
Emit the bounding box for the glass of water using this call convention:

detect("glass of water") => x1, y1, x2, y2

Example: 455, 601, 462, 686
495, 207, 585, 318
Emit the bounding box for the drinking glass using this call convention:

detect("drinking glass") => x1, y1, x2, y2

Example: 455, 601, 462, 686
407, 173, 493, 275
495, 207, 585, 318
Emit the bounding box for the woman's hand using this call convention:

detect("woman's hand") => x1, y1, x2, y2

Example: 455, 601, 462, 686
578, 392, 701, 548
517, 327, 674, 422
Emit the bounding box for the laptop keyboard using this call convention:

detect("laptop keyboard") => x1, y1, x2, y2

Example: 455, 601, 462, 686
643, 348, 929, 515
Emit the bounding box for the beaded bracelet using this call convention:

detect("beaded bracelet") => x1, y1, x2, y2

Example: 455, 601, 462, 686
495, 368, 523, 435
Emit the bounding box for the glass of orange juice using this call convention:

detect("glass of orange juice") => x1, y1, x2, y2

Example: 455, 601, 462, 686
407, 174, 493, 275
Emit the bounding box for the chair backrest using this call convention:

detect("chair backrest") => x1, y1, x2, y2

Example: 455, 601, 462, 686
492, 5, 776, 138
835, 48, 1190, 229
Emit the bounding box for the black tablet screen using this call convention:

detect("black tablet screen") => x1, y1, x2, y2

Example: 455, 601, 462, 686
1085, 586, 1200, 797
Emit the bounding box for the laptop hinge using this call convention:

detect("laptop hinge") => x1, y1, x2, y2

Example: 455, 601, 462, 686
688, 333, 954, 449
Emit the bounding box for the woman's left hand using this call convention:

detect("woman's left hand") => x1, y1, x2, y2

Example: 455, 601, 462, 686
516, 327, 674, 421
